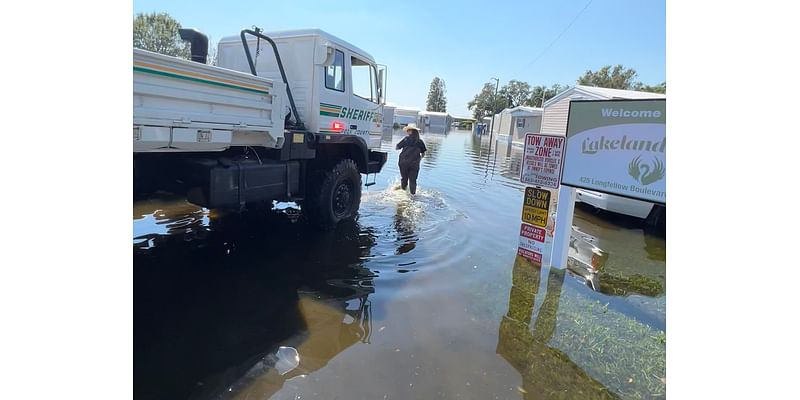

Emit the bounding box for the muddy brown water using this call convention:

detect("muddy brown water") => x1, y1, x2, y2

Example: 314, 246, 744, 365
134, 129, 666, 400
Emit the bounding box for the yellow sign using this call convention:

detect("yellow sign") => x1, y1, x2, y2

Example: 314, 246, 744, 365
293, 133, 305, 143
521, 187, 550, 227
522, 206, 548, 227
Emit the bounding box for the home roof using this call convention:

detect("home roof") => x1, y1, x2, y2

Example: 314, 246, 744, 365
419, 111, 449, 117
507, 106, 543, 117
543, 85, 665, 108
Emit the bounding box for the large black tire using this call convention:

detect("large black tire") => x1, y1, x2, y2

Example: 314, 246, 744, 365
304, 159, 362, 228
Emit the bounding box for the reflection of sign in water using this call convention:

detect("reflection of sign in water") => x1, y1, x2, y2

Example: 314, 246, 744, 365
520, 134, 565, 189
521, 187, 550, 227
562, 99, 666, 204
517, 247, 542, 263
518, 223, 546, 262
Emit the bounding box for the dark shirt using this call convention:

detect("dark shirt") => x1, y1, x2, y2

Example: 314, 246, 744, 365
396, 136, 427, 165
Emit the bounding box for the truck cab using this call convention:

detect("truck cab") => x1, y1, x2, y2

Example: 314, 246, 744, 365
217, 29, 386, 149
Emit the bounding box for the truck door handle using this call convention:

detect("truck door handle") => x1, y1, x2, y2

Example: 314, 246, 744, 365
350, 125, 357, 130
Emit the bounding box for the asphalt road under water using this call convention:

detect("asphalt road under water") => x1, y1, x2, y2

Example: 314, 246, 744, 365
134, 129, 666, 400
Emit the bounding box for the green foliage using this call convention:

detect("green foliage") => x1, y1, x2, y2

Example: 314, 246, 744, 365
467, 82, 507, 120
578, 65, 666, 94
634, 81, 666, 94
578, 65, 639, 89
498, 80, 531, 108
528, 84, 568, 107
133, 12, 190, 59
426, 77, 447, 112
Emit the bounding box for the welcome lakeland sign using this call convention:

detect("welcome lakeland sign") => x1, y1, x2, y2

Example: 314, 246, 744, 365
561, 99, 666, 204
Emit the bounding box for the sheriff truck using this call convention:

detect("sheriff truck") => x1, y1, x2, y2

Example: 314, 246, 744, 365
134, 27, 388, 226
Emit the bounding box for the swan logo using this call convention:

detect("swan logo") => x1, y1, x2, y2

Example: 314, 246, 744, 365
628, 155, 665, 186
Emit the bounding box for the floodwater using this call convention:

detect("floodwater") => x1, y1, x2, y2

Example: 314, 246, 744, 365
134, 129, 666, 400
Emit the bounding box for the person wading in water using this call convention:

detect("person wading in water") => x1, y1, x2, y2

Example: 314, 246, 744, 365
396, 123, 427, 195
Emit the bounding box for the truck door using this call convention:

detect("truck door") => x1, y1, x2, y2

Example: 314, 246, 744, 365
348, 55, 382, 149
318, 47, 348, 135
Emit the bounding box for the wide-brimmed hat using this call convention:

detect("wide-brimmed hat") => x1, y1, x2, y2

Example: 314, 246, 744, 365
402, 123, 421, 133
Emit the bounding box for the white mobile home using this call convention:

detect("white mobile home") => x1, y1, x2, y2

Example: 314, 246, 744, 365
418, 111, 452, 134
541, 85, 666, 135
382, 105, 395, 134
393, 106, 421, 126
493, 106, 543, 144
490, 110, 509, 135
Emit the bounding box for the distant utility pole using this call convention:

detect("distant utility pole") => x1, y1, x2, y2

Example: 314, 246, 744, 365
490, 77, 499, 140
542, 87, 546, 108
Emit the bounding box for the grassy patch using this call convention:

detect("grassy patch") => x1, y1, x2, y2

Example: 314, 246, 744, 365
549, 290, 666, 399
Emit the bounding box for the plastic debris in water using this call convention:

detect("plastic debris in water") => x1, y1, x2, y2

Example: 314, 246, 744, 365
275, 346, 300, 376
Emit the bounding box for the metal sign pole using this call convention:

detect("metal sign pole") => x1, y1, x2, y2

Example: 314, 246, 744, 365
550, 184, 576, 268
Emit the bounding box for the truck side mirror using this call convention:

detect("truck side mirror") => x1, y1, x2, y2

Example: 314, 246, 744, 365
377, 67, 386, 104
377, 69, 383, 102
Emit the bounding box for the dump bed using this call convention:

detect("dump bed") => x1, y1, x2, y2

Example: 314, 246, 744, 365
133, 48, 286, 152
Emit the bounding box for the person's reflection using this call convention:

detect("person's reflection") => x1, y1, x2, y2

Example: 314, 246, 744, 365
393, 200, 418, 255
496, 256, 619, 399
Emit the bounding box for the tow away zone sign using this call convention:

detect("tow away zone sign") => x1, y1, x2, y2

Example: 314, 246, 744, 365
520, 133, 565, 189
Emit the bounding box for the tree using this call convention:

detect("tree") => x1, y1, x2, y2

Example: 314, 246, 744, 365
634, 81, 666, 94
577, 65, 638, 90
527, 84, 568, 108
426, 77, 447, 112
133, 12, 190, 59
498, 80, 531, 108
467, 82, 508, 120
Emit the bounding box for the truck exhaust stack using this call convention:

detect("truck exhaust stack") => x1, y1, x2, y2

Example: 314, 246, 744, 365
178, 28, 208, 64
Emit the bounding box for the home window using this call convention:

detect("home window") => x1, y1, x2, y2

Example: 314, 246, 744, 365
517, 118, 526, 128
325, 50, 345, 92
351, 56, 377, 103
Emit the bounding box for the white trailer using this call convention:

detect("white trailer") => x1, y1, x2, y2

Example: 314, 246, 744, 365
417, 111, 451, 134
393, 106, 420, 126
382, 105, 396, 134
134, 27, 389, 227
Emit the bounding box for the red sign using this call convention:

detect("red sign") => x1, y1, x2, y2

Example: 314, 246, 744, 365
520, 133, 566, 189
520, 224, 546, 242
518, 222, 546, 264
517, 247, 542, 263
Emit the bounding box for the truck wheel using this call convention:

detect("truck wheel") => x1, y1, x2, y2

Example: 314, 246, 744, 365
306, 159, 362, 228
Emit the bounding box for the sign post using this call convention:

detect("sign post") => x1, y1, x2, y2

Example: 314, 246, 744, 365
550, 184, 576, 268
517, 133, 565, 264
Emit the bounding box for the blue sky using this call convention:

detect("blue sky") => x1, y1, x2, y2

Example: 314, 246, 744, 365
133, 0, 665, 117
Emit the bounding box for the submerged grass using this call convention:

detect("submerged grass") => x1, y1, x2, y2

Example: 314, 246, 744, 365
462, 254, 666, 399
549, 288, 666, 399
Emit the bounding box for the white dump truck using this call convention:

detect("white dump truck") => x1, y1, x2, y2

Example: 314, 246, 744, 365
134, 27, 388, 226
